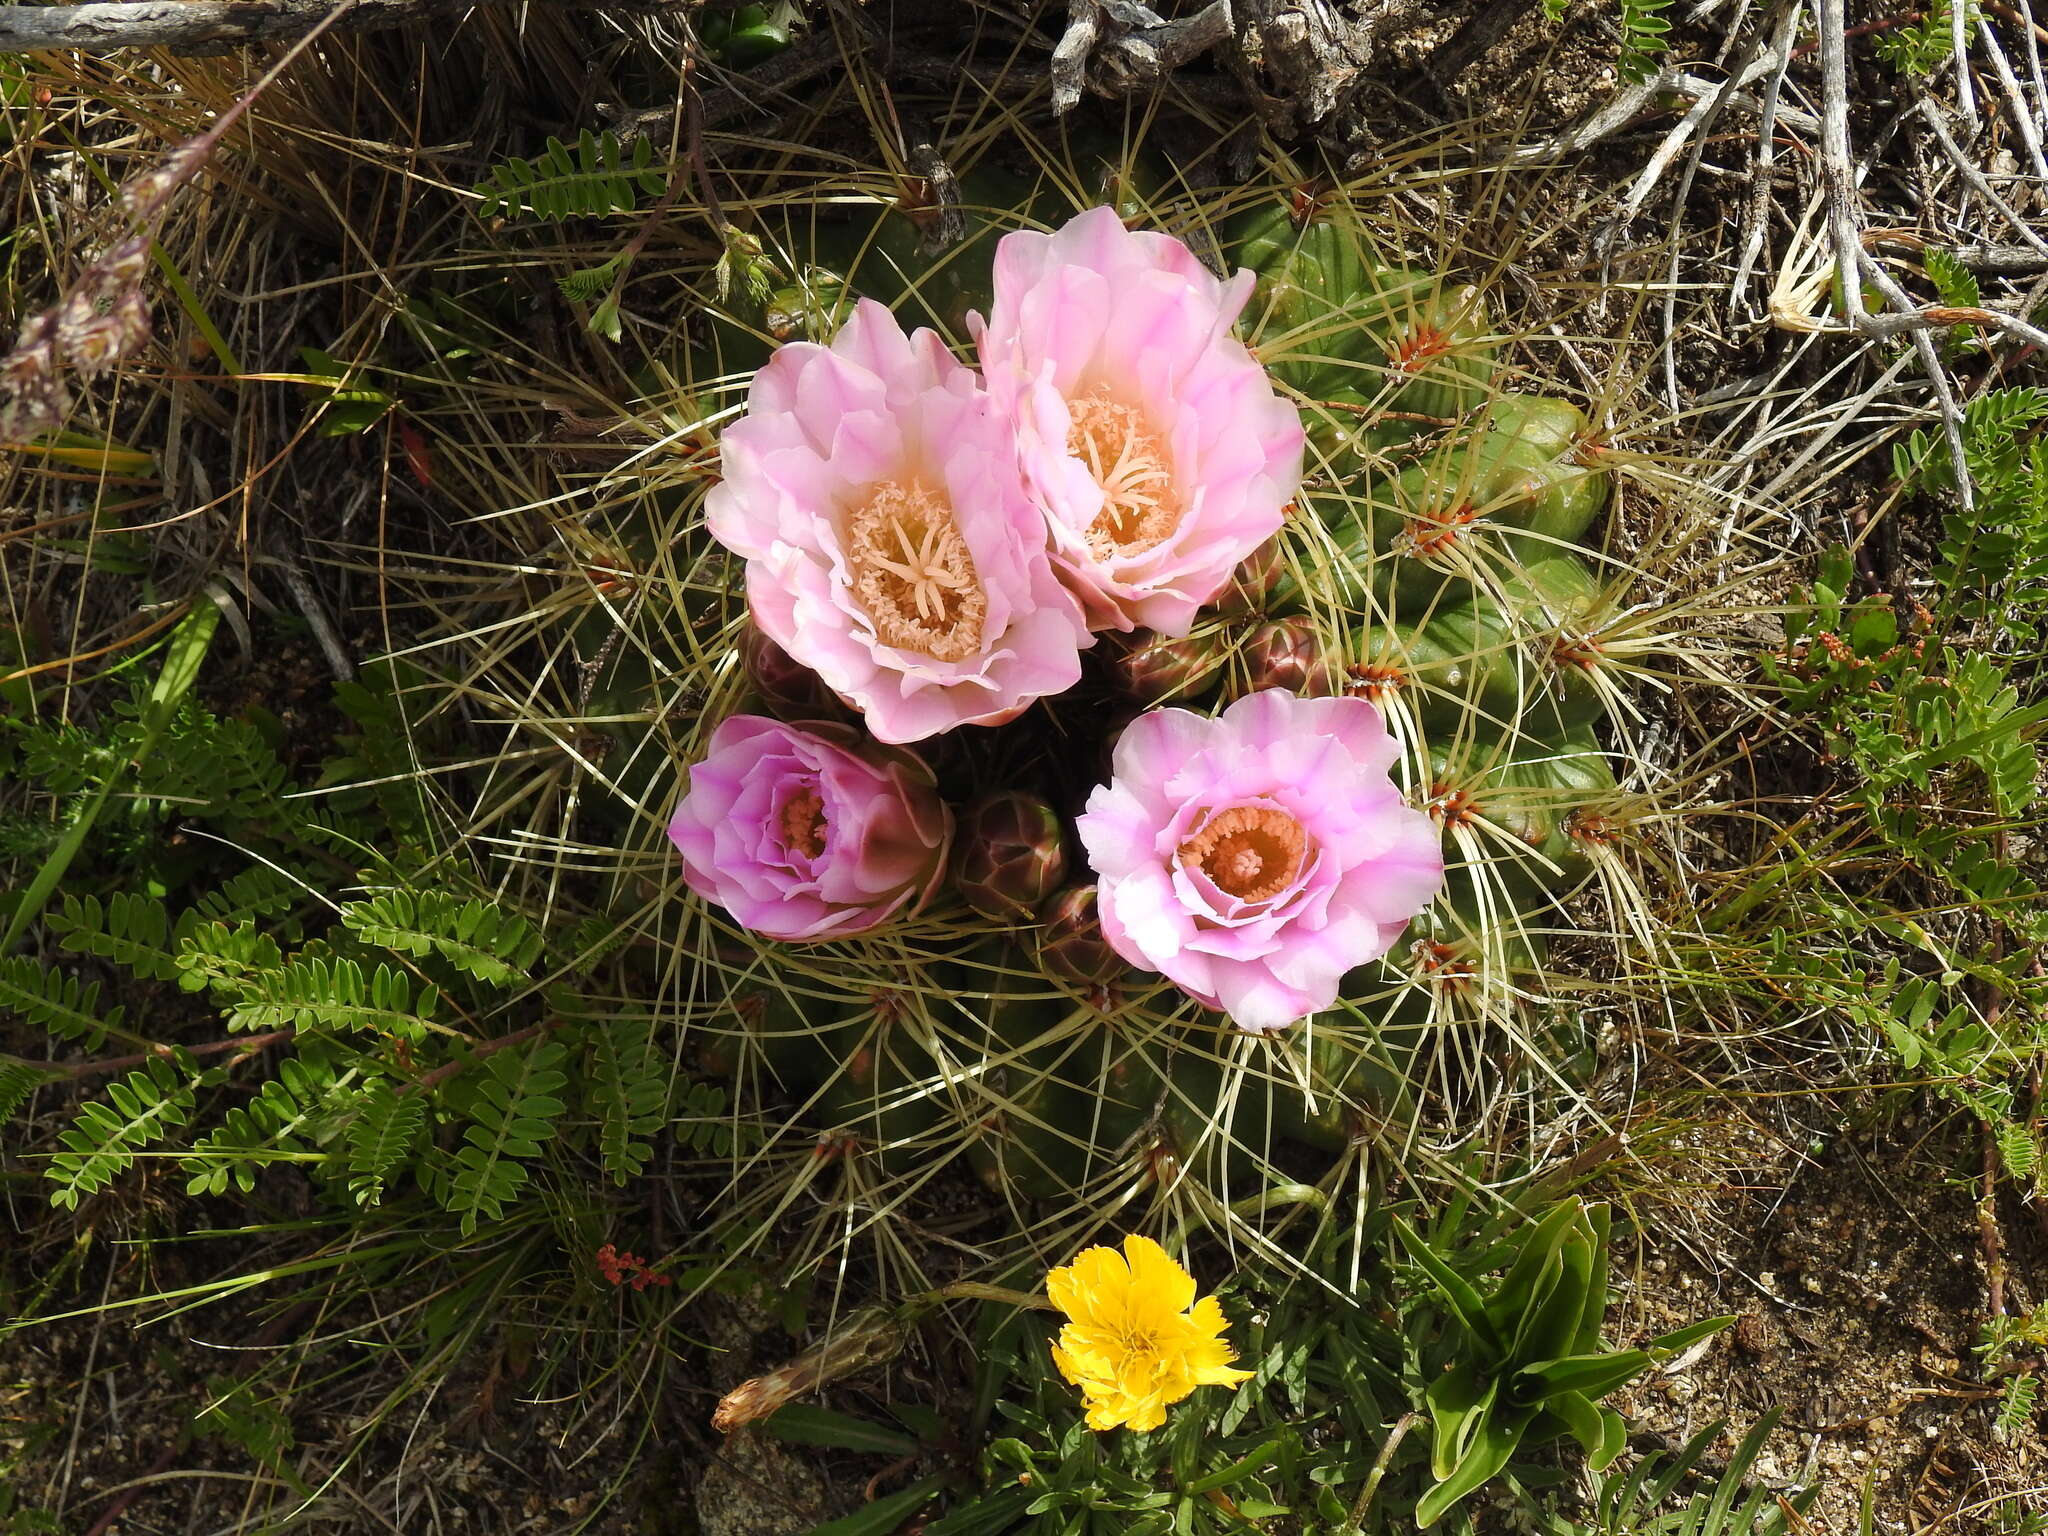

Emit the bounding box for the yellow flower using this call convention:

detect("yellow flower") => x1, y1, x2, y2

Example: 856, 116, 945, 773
1045, 1234, 1253, 1433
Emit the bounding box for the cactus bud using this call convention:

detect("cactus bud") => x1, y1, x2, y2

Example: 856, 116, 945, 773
1036, 886, 1127, 988
740, 623, 847, 720
1214, 533, 1291, 618
1241, 618, 1336, 697
952, 791, 1068, 921
1110, 628, 1227, 705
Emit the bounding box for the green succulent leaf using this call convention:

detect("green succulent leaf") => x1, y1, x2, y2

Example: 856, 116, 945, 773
1541, 1387, 1607, 1459
1507, 1223, 1596, 1365
1484, 1197, 1584, 1342
1514, 1348, 1654, 1401
1415, 1397, 1536, 1528
1424, 1362, 1498, 1480
1395, 1217, 1504, 1357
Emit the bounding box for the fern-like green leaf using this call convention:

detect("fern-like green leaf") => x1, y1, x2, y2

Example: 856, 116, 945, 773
1995, 1120, 2041, 1181
0, 955, 123, 1048
586, 1023, 667, 1185
174, 920, 287, 999
1616, 0, 1673, 83
675, 1079, 738, 1158
47, 891, 185, 981
180, 1055, 349, 1197
1875, 0, 1981, 74
1995, 1372, 2041, 1443
190, 865, 307, 930
557, 252, 629, 306
343, 1079, 425, 1207
444, 1039, 568, 1233
0, 1059, 52, 1124
1922, 246, 1981, 311
341, 889, 542, 987
224, 955, 438, 1039
474, 129, 665, 221
47, 1055, 197, 1209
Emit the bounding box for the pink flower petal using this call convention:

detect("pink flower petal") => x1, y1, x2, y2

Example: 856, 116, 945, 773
668, 716, 952, 941
707, 302, 1090, 743
1076, 689, 1444, 1032
982, 209, 1304, 635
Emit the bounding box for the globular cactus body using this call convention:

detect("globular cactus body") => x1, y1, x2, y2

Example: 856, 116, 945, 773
652, 167, 1648, 1237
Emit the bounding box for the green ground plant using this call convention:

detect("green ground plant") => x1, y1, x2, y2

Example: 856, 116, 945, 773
728, 1196, 1790, 1535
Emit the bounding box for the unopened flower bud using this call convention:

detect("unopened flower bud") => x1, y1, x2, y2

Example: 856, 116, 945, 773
1213, 533, 1290, 618
1110, 628, 1226, 706
741, 623, 848, 721
1036, 885, 1127, 988
952, 791, 1067, 921
1241, 618, 1336, 696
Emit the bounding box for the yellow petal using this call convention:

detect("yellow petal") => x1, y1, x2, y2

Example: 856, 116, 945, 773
1044, 1261, 1087, 1323
1084, 1395, 1128, 1433
1053, 1244, 1133, 1326
1121, 1234, 1196, 1318
1185, 1294, 1231, 1339
1192, 1357, 1256, 1388
1050, 1340, 1085, 1387
1058, 1323, 1124, 1365
1120, 1391, 1170, 1433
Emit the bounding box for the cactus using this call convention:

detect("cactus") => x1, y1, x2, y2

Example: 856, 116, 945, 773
434, 149, 1673, 1279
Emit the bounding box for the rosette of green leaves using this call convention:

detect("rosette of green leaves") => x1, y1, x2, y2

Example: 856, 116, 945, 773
1395, 1198, 1732, 1527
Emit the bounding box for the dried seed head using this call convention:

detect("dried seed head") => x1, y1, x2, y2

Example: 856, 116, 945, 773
100, 235, 152, 290
710, 1306, 908, 1432
0, 328, 67, 441
119, 139, 211, 223
60, 315, 131, 375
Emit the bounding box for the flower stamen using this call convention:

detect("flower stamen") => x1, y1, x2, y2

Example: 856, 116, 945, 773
1068, 388, 1178, 559
1178, 806, 1309, 903
780, 785, 827, 859
846, 480, 986, 661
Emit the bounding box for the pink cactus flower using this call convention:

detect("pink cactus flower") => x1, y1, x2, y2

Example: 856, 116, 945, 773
668, 715, 952, 941
975, 206, 1306, 635
1075, 690, 1443, 1031
705, 299, 1090, 744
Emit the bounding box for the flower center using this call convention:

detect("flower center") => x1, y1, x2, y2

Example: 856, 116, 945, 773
1177, 806, 1308, 903
780, 785, 826, 860
1114, 1325, 1164, 1375
846, 480, 986, 662
1067, 388, 1178, 559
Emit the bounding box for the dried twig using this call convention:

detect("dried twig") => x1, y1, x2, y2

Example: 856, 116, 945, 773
1980, 20, 2048, 179
1050, 0, 1234, 114
1731, 2, 1807, 316
9, 1029, 300, 1081
0, 0, 662, 54
1913, 95, 2048, 256
1815, 0, 1976, 508
1981, 1128, 2008, 1319
1505, 68, 1680, 165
